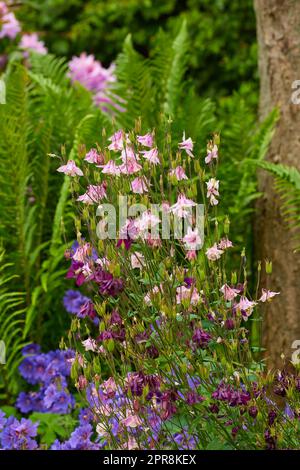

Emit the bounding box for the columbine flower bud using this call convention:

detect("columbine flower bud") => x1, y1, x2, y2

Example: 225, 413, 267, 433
265, 260, 273, 274
213, 134, 220, 147
224, 216, 230, 234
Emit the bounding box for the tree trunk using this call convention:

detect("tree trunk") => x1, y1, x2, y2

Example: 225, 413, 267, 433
254, 0, 300, 369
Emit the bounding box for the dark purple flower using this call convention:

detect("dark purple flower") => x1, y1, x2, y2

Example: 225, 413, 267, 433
248, 406, 258, 418
97, 331, 113, 342
209, 403, 219, 413
109, 309, 122, 326
225, 318, 235, 330
268, 409, 277, 426
264, 429, 277, 450
186, 391, 204, 405
192, 329, 211, 348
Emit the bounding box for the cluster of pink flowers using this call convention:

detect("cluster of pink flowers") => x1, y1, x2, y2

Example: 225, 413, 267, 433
0, 1, 20, 39
68, 53, 124, 113
19, 32, 47, 57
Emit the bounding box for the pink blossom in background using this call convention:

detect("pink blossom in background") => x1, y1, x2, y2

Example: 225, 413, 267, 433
57, 160, 83, 177
137, 132, 154, 148
206, 243, 224, 261
183, 227, 202, 251
131, 176, 149, 194
101, 160, 121, 176
84, 148, 104, 165
82, 338, 98, 352
206, 178, 219, 206
259, 289, 280, 302
220, 284, 239, 301
178, 132, 194, 158
186, 250, 197, 261
170, 194, 196, 218
169, 165, 188, 181
121, 412, 142, 428
68, 53, 120, 112
131, 252, 145, 269
235, 296, 257, 317
77, 184, 107, 204
218, 238, 233, 250
176, 285, 200, 306
108, 130, 128, 151
141, 147, 160, 165
120, 147, 142, 174
19, 33, 47, 56
0, 4, 21, 39
205, 144, 218, 164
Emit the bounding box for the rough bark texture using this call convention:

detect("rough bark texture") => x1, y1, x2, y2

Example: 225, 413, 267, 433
254, 0, 300, 369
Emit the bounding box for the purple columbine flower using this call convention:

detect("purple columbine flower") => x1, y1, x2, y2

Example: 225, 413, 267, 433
192, 329, 212, 348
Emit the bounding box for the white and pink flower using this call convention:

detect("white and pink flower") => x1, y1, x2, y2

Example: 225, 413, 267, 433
131, 176, 149, 194
169, 166, 188, 181
206, 243, 224, 261
206, 178, 219, 206
57, 160, 83, 177
178, 132, 194, 158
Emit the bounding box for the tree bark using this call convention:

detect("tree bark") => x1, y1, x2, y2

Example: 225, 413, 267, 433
254, 0, 300, 369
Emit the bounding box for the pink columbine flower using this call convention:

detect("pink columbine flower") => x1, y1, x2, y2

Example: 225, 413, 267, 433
141, 147, 160, 165
131, 176, 149, 194
218, 238, 233, 250
220, 284, 239, 301
162, 201, 170, 212
120, 147, 142, 174
206, 178, 219, 206
186, 250, 197, 261
101, 160, 121, 176
77, 183, 107, 204
176, 285, 200, 306
0, 7, 21, 40
205, 144, 218, 164
57, 160, 83, 177
121, 412, 142, 428
120, 159, 142, 175
135, 210, 160, 234
235, 296, 257, 317
131, 252, 145, 269
72, 243, 92, 263
82, 338, 98, 352
137, 132, 154, 148
127, 437, 139, 450
102, 377, 117, 397
178, 132, 194, 158
183, 227, 202, 251
144, 285, 161, 305
85, 148, 104, 165
259, 289, 280, 302
206, 243, 224, 261
108, 130, 127, 151
169, 166, 188, 181
19, 33, 48, 56
170, 194, 196, 218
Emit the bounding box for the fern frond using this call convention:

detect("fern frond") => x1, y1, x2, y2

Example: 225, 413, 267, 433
257, 161, 300, 250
